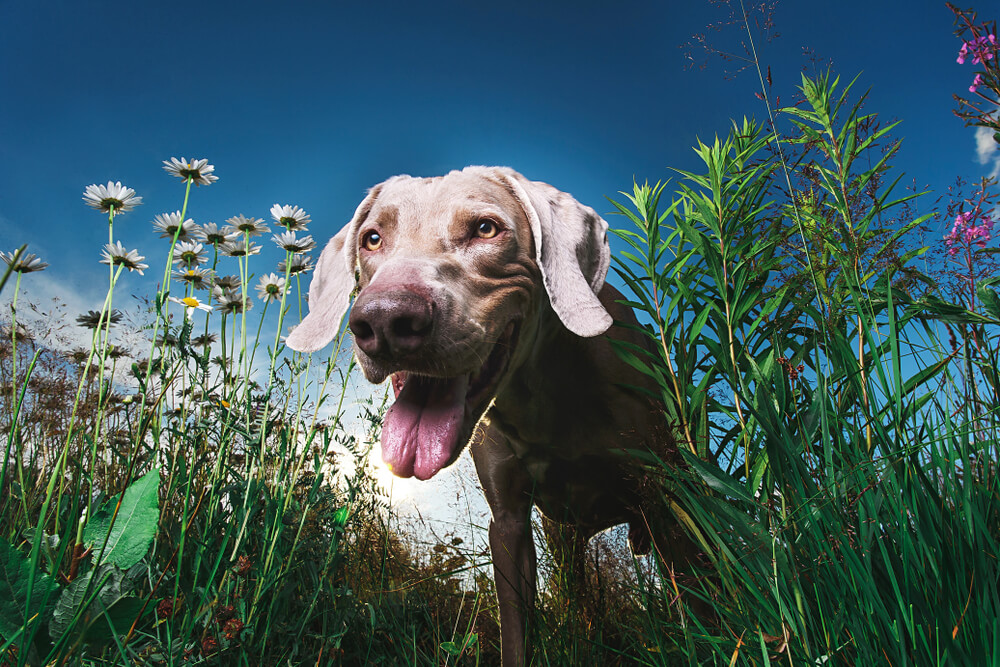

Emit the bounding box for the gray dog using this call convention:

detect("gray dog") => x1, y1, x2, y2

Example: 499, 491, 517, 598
286, 166, 697, 666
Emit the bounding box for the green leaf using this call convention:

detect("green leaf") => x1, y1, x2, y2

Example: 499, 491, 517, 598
49, 564, 139, 642
682, 450, 756, 504
441, 634, 479, 656
687, 306, 712, 345
87, 596, 145, 646
978, 283, 1000, 320
84, 468, 160, 569
333, 505, 349, 528
0, 539, 60, 641
49, 568, 106, 640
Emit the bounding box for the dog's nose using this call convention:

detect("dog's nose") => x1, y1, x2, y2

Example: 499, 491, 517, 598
349, 290, 434, 359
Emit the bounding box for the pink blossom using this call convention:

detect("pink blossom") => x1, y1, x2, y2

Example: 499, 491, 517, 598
944, 210, 995, 256
958, 34, 998, 66
970, 74, 985, 93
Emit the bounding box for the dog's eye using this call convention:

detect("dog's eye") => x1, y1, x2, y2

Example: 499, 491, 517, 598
361, 230, 382, 251
475, 219, 500, 239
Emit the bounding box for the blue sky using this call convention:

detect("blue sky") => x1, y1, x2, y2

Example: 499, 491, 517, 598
1, 0, 996, 536
1, 0, 993, 306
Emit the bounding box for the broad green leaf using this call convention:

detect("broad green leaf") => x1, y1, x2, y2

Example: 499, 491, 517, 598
84, 468, 160, 569
440, 633, 477, 656
0, 539, 60, 641
86, 596, 145, 646
49, 564, 138, 642
49, 568, 108, 640
978, 283, 1000, 321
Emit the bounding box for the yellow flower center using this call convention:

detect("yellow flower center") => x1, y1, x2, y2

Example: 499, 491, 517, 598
181, 297, 200, 308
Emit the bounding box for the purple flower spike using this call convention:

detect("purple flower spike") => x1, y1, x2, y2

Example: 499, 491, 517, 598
957, 34, 998, 66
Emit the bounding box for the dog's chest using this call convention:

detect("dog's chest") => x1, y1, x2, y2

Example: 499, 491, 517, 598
522, 452, 641, 528
485, 409, 644, 528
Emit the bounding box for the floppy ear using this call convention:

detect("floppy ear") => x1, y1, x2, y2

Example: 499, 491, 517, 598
285, 186, 381, 353
496, 169, 612, 337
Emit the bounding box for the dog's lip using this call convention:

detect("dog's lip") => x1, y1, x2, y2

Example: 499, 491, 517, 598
468, 320, 520, 405
390, 320, 520, 406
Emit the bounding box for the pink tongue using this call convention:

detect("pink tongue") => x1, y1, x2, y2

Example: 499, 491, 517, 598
381, 374, 468, 480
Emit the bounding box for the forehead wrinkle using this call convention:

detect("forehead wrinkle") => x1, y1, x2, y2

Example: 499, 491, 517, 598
370, 204, 399, 233
378, 174, 530, 244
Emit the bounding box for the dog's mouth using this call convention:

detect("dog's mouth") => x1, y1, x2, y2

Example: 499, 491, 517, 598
381, 321, 519, 480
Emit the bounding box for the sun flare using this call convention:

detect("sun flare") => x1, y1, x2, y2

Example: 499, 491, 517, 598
370, 451, 419, 501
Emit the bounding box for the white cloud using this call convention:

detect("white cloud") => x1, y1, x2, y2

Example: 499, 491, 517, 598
975, 125, 1000, 180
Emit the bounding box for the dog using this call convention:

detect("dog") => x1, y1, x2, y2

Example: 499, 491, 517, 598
286, 166, 698, 666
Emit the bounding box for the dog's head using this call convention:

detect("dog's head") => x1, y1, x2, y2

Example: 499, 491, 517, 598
286, 166, 612, 479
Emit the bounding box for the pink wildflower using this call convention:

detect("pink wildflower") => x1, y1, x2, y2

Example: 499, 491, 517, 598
944, 209, 995, 256
958, 34, 997, 65
970, 73, 985, 93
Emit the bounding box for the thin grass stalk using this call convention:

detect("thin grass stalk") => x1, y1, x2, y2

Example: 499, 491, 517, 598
48, 263, 127, 539
736, 5, 835, 489
653, 214, 698, 453
238, 231, 251, 415
9, 270, 22, 410
131, 175, 194, 465
257, 253, 295, 478
5, 269, 30, 521
2, 349, 40, 523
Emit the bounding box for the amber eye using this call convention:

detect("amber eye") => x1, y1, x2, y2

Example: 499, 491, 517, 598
475, 219, 500, 239
361, 230, 382, 251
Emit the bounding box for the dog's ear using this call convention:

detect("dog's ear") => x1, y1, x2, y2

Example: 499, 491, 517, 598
495, 169, 612, 337
285, 186, 382, 353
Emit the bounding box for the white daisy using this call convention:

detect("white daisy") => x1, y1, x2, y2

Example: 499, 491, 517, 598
277, 254, 314, 275
213, 287, 251, 314
77, 309, 123, 329
214, 274, 241, 290
155, 331, 180, 348
191, 332, 218, 348
272, 231, 316, 254
83, 181, 143, 214
270, 204, 311, 231
226, 214, 269, 237
219, 238, 261, 257
1, 250, 48, 273
256, 273, 287, 302
153, 212, 197, 240
163, 157, 218, 186
100, 242, 148, 274
105, 344, 129, 360
168, 295, 213, 318
172, 241, 208, 267
173, 266, 213, 290
196, 222, 236, 245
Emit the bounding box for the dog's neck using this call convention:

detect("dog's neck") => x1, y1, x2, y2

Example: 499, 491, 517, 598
488, 299, 608, 457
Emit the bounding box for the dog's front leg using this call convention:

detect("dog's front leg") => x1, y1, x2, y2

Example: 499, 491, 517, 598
490, 505, 535, 667
472, 429, 536, 667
